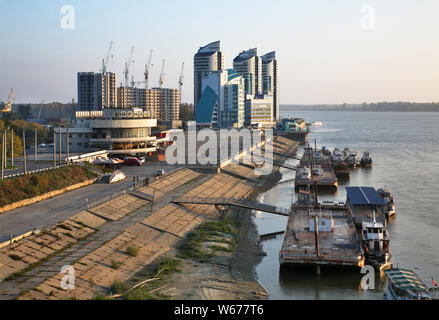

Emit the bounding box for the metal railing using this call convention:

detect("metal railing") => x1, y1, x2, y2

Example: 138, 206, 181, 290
3, 164, 69, 179
86, 188, 131, 210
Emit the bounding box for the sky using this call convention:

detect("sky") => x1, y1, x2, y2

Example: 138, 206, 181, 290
1, 0, 439, 105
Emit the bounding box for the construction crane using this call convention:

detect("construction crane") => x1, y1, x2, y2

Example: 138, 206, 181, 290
178, 62, 184, 103
158, 59, 165, 89
145, 49, 153, 89
131, 50, 154, 89
1, 89, 14, 112
101, 41, 113, 74
123, 45, 135, 87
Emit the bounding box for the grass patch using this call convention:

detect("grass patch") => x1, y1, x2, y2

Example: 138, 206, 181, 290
179, 219, 239, 260
157, 258, 181, 275
111, 260, 122, 270
93, 293, 113, 300
0, 165, 97, 207
126, 246, 139, 257
110, 279, 129, 294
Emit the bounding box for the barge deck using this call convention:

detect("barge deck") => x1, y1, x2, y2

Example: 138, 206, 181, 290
279, 204, 365, 270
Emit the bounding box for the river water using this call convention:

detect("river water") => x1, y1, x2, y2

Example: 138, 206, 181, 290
254, 111, 439, 300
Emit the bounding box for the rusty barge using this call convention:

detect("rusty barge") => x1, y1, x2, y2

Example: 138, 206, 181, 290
279, 191, 365, 271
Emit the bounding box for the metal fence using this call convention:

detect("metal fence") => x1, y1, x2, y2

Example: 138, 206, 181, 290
86, 187, 132, 210
3, 164, 69, 179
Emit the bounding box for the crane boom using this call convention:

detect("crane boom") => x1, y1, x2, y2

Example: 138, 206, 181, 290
124, 45, 135, 87
102, 41, 113, 73
158, 59, 165, 89
144, 49, 153, 89
178, 62, 184, 105
178, 62, 184, 92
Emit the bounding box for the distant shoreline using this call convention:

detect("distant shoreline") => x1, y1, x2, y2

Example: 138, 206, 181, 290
280, 104, 439, 112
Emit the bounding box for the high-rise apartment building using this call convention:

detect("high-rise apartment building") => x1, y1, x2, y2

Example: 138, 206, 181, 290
77, 72, 117, 111
261, 51, 279, 121
194, 41, 224, 112
233, 48, 262, 96
196, 69, 245, 128
145, 88, 180, 121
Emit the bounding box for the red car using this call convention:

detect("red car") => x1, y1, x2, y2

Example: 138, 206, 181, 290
124, 157, 142, 166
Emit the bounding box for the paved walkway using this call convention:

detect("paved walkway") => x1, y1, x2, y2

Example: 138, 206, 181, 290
0, 173, 213, 299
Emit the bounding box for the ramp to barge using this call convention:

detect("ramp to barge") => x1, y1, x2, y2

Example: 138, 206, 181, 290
172, 196, 290, 217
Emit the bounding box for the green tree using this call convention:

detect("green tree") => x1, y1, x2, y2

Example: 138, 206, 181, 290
179, 103, 194, 121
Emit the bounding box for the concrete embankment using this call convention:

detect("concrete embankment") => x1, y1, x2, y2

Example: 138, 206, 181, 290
0, 179, 96, 215
0, 135, 299, 300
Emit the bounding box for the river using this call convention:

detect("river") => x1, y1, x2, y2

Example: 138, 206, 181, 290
254, 111, 439, 300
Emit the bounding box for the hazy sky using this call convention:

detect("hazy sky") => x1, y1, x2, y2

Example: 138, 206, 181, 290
1, 0, 439, 104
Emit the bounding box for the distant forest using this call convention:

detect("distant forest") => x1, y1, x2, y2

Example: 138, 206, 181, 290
281, 102, 439, 112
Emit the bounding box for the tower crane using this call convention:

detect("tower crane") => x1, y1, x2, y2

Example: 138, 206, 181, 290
178, 62, 184, 103
1, 89, 14, 112
123, 45, 135, 87
158, 59, 165, 89
101, 41, 113, 74
144, 49, 153, 89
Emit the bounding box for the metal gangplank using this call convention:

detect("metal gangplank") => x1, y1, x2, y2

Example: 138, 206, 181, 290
272, 160, 297, 171
273, 151, 301, 161
172, 196, 290, 217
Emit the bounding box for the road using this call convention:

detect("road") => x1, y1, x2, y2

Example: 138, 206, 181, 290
0, 162, 181, 242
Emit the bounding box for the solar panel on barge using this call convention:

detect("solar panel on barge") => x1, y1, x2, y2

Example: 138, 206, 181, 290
345, 186, 386, 206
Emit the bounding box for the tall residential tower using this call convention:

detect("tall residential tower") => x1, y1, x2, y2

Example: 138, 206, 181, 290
77, 72, 117, 111
193, 41, 224, 112
233, 48, 262, 96
261, 51, 279, 121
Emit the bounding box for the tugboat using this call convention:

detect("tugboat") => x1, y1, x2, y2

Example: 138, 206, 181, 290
377, 188, 396, 218
361, 211, 392, 271
384, 268, 433, 300
361, 152, 373, 167
346, 151, 361, 167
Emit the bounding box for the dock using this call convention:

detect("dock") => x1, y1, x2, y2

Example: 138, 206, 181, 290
279, 204, 365, 270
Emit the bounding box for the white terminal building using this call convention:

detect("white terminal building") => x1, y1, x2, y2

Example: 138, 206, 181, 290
55, 108, 158, 156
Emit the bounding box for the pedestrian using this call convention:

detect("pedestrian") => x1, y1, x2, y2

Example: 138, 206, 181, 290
146, 177, 149, 186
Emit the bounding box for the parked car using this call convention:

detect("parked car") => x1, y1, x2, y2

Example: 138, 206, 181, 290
156, 170, 166, 177
138, 157, 146, 164
124, 157, 142, 166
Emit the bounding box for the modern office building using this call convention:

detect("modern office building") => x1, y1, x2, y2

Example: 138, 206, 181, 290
261, 51, 279, 120
244, 94, 275, 127
233, 48, 262, 96
55, 108, 157, 154
195, 69, 245, 128
77, 72, 117, 110
194, 41, 224, 112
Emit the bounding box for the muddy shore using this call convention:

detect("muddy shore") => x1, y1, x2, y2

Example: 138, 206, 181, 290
155, 170, 283, 300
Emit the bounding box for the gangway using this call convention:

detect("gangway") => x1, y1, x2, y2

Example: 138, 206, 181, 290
172, 196, 290, 217
273, 151, 301, 160
272, 160, 297, 171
